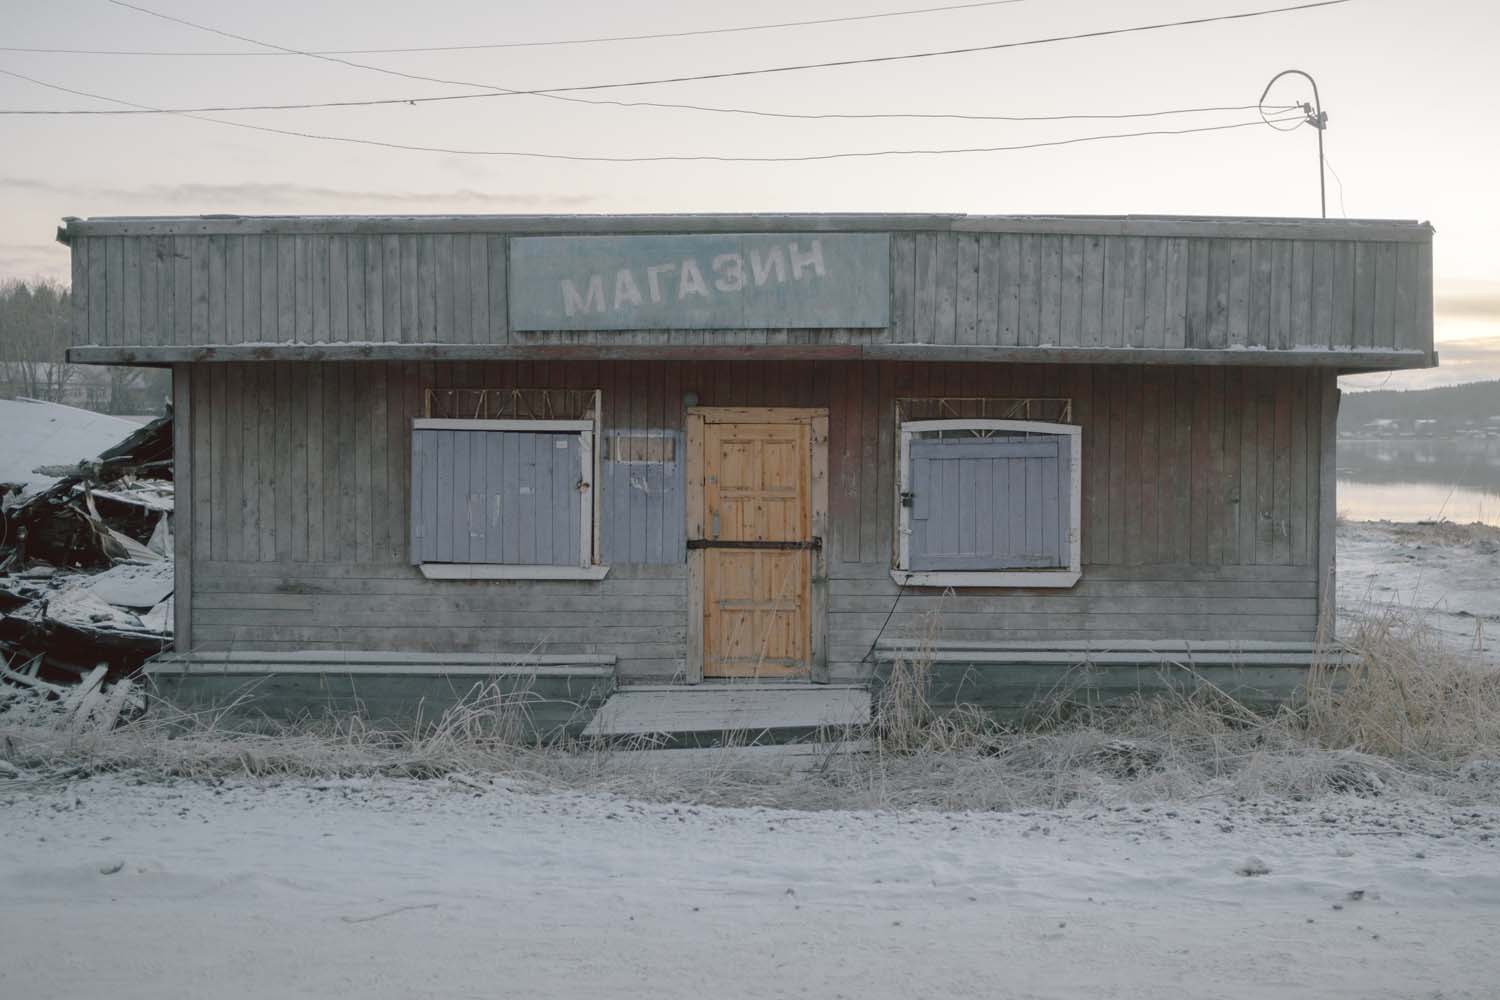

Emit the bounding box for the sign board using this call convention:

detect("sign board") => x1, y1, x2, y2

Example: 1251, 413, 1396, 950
509, 233, 889, 331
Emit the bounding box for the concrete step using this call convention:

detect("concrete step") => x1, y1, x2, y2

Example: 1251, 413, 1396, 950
581, 684, 871, 747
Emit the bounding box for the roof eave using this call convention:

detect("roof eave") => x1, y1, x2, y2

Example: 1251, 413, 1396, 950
56, 213, 1435, 244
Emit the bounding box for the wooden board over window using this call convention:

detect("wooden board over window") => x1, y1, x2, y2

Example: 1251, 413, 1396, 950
895, 419, 1081, 589
410, 418, 600, 579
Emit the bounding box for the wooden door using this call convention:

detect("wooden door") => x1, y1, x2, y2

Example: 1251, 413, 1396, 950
697, 415, 813, 678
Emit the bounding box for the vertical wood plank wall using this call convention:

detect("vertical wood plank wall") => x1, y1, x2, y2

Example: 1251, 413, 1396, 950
187, 360, 1329, 681
72, 232, 1433, 354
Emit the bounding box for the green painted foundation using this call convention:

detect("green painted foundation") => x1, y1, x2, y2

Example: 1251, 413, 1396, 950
144, 653, 616, 742
870, 644, 1354, 723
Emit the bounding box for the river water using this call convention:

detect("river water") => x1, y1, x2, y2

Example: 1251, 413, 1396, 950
1337, 438, 1500, 525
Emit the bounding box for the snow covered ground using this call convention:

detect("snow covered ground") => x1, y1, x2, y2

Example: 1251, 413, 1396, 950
1, 518, 1494, 998
1338, 520, 1500, 660
2, 775, 1499, 999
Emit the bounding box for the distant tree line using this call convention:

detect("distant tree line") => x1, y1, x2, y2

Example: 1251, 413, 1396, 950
1339, 379, 1500, 429
0, 278, 169, 414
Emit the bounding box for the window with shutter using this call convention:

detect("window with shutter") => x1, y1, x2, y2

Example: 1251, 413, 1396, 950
409, 418, 607, 580
895, 419, 1081, 588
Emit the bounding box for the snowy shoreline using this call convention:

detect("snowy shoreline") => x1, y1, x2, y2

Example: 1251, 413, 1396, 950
1338, 519, 1500, 660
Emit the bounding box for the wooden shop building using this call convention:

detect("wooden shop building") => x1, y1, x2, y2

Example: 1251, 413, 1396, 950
57, 213, 1435, 735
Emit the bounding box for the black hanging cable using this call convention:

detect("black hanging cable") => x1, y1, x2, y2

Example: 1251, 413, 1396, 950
862, 581, 910, 665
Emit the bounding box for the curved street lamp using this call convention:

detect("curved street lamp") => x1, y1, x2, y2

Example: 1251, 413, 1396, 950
1260, 69, 1329, 219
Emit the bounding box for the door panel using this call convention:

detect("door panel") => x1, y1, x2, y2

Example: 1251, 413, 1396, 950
703, 548, 810, 675
706, 423, 807, 543
701, 419, 811, 678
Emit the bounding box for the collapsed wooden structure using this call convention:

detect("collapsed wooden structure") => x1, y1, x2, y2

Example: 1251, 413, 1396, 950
58, 213, 1435, 733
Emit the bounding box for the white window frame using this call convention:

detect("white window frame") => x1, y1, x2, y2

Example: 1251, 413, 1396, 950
412, 417, 608, 581
893, 418, 1081, 588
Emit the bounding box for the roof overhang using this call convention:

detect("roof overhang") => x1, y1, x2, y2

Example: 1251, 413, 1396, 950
56, 213, 1434, 245
66, 342, 1436, 373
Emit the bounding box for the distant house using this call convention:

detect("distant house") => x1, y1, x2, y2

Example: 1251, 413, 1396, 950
1354, 418, 1401, 438
58, 213, 1435, 733
0, 363, 164, 415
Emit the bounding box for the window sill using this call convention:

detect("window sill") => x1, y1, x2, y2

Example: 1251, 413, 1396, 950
890, 569, 1081, 589
420, 564, 611, 581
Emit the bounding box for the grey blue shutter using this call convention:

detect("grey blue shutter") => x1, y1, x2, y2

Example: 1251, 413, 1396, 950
600, 431, 686, 565
908, 434, 1070, 571
411, 429, 582, 565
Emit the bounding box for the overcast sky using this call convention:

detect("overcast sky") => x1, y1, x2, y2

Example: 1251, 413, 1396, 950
3, 0, 1494, 390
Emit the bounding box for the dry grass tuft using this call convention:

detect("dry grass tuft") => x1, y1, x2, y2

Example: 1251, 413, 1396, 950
4, 606, 1499, 812
1381, 519, 1500, 549
1306, 603, 1500, 761
846, 600, 1500, 810
0, 678, 566, 782
872, 608, 1005, 756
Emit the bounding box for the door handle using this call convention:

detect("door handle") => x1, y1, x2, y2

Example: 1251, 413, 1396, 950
710, 511, 720, 539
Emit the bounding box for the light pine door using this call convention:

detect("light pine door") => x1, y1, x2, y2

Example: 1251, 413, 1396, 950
700, 419, 812, 678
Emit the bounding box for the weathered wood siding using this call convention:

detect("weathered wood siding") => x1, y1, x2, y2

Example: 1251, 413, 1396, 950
71, 226, 1432, 357
183, 360, 1329, 682
888, 232, 1430, 353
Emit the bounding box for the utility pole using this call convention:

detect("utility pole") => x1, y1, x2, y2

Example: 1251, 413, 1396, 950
1260, 69, 1328, 219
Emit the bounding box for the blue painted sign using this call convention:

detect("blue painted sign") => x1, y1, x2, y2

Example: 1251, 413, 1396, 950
509, 233, 890, 331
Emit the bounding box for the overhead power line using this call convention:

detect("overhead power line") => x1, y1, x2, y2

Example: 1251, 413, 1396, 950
67, 0, 1332, 128
4, 1, 1029, 55
519, 100, 1307, 124
209, 113, 1314, 162
0, 96, 1302, 121
102, 0, 1355, 103
0, 67, 1309, 162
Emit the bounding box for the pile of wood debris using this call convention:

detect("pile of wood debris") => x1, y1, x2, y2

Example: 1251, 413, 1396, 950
0, 660, 143, 741
1, 409, 173, 715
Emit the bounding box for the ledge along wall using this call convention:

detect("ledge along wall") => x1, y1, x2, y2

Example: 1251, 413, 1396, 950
175, 359, 1332, 685
68, 218, 1432, 364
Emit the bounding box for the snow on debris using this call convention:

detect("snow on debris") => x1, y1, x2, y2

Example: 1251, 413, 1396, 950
78, 481, 175, 514
137, 597, 173, 634
80, 559, 174, 610
0, 398, 139, 496
2, 403, 173, 681
43, 586, 157, 635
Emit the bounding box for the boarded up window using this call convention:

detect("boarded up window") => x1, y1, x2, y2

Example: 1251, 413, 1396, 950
898, 420, 1079, 578
603, 433, 677, 463
410, 421, 592, 566
600, 430, 685, 565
